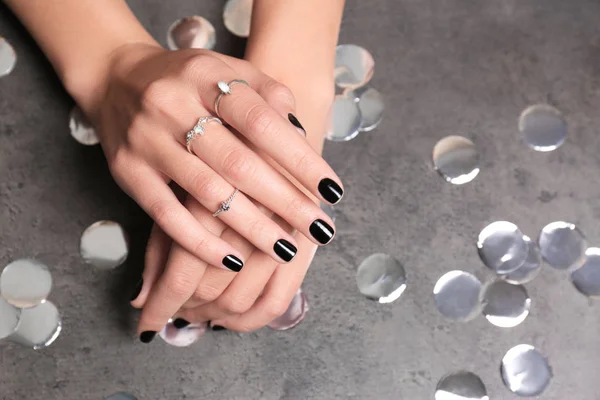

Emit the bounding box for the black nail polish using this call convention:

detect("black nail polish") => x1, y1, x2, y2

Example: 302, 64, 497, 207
309, 219, 335, 245
129, 278, 143, 301
173, 318, 190, 329
288, 113, 306, 136
273, 239, 297, 262
222, 255, 244, 272
140, 331, 156, 343
318, 178, 343, 204
211, 325, 226, 331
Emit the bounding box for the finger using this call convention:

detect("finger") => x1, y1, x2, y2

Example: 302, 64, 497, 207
155, 140, 299, 262
130, 223, 171, 308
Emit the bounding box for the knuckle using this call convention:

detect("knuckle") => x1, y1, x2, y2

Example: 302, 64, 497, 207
141, 79, 171, 111
245, 103, 274, 137
236, 324, 256, 333
189, 170, 223, 202
193, 284, 222, 303
245, 218, 269, 241
219, 295, 253, 314
166, 273, 195, 298
293, 151, 312, 173
148, 199, 179, 227
265, 297, 290, 319
283, 196, 311, 220
222, 148, 257, 181
264, 81, 295, 107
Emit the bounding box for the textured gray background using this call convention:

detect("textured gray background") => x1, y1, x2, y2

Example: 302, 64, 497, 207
1, 0, 600, 399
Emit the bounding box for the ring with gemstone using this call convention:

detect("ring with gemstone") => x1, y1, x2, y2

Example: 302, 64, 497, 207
186, 116, 223, 153
213, 188, 239, 217
214, 79, 249, 118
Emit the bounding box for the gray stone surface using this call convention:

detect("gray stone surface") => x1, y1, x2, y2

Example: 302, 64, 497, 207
1, 0, 600, 399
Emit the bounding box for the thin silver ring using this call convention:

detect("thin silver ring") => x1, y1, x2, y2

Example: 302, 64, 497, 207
186, 116, 223, 153
214, 79, 250, 118
213, 189, 239, 217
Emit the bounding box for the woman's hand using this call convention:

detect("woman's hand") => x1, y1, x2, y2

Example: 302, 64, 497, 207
88, 43, 341, 272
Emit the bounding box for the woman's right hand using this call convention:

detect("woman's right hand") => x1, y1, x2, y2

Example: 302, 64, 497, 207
82, 43, 342, 271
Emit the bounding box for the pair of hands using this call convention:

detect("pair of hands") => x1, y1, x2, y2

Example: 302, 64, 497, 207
85, 43, 338, 339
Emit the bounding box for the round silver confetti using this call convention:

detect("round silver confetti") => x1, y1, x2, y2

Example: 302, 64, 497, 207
80, 221, 129, 269
519, 104, 567, 152
435, 371, 489, 400
501, 344, 552, 397
0, 297, 21, 340
159, 319, 207, 347
538, 221, 587, 270
477, 221, 528, 274
334, 44, 375, 89
326, 94, 362, 142
0, 37, 17, 77
320, 202, 336, 223
433, 271, 482, 321
344, 86, 384, 132
223, 0, 253, 38
502, 235, 542, 285
570, 247, 600, 297
8, 301, 61, 349
69, 106, 99, 146
167, 16, 216, 50
432, 136, 480, 185
1, 259, 52, 308
356, 253, 407, 304
105, 393, 137, 400
268, 288, 309, 331
482, 281, 530, 328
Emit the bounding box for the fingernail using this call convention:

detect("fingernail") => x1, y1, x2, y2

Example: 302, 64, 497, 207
222, 255, 244, 272
309, 219, 335, 245
211, 325, 226, 331
318, 178, 343, 204
129, 278, 143, 301
288, 113, 306, 136
274, 239, 297, 262
139, 331, 156, 343
173, 318, 190, 329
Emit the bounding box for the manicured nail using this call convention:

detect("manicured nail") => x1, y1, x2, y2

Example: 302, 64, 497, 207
309, 219, 335, 245
211, 325, 226, 331
222, 255, 243, 272
173, 318, 190, 329
273, 239, 297, 262
318, 178, 343, 204
129, 278, 143, 301
288, 113, 306, 136
139, 331, 156, 343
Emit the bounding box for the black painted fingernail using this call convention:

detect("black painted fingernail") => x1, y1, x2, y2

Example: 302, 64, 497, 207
274, 239, 297, 262
140, 331, 156, 343
222, 255, 244, 272
309, 219, 335, 245
318, 178, 343, 204
211, 325, 226, 331
129, 278, 143, 301
288, 113, 306, 136
173, 318, 190, 329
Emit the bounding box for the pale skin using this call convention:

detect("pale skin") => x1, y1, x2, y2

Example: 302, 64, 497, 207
4, 0, 345, 337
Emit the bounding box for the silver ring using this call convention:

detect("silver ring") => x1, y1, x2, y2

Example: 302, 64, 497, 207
213, 189, 239, 217
214, 79, 249, 118
186, 116, 223, 153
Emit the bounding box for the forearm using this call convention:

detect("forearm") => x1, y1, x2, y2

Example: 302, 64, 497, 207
3, 0, 157, 110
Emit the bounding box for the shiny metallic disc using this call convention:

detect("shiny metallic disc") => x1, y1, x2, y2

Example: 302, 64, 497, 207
570, 247, 600, 297
326, 94, 362, 142
435, 371, 489, 400
482, 281, 530, 328
518, 104, 567, 152
80, 221, 129, 269
69, 106, 99, 146
159, 319, 207, 347
8, 301, 61, 349
1, 259, 52, 308
105, 393, 137, 400
320, 203, 336, 223
223, 0, 253, 38
334, 44, 375, 89
167, 16, 216, 50
501, 235, 543, 285
344, 86, 384, 132
477, 221, 528, 274
0, 37, 17, 77
501, 344, 552, 397
433, 271, 482, 321
356, 253, 407, 304
268, 288, 309, 331
538, 221, 587, 270
0, 297, 21, 340
432, 136, 480, 185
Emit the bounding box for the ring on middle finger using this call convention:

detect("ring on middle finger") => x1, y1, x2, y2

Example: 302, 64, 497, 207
214, 79, 250, 119
186, 116, 223, 154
